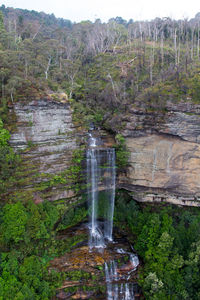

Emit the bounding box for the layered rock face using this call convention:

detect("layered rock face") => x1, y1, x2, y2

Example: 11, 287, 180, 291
119, 101, 200, 206
9, 99, 115, 203
10, 99, 78, 201
10, 98, 200, 206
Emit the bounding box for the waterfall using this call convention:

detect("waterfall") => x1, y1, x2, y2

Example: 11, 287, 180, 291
87, 132, 139, 299
105, 261, 136, 300
87, 134, 116, 249
87, 148, 105, 248
104, 149, 116, 241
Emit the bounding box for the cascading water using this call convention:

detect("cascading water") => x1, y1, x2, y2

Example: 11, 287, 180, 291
87, 132, 116, 249
105, 258, 138, 300
87, 148, 105, 248
87, 131, 139, 299
104, 149, 116, 241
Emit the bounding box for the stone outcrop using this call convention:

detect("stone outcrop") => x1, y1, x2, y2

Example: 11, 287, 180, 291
10, 99, 77, 166
10, 99, 80, 201
9, 99, 115, 203
10, 98, 200, 206
119, 101, 200, 206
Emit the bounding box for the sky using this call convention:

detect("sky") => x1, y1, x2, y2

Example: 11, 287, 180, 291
0, 0, 200, 22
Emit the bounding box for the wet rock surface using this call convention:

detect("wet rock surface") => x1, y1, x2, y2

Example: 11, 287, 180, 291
50, 223, 140, 299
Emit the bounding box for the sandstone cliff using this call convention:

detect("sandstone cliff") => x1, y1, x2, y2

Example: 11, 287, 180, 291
10, 99, 79, 202
118, 101, 200, 206
10, 98, 200, 206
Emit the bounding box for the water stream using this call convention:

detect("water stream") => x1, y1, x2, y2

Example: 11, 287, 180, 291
87, 135, 116, 248
105, 260, 136, 300
87, 131, 139, 299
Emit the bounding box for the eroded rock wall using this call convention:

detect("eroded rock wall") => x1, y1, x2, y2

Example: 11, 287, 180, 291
119, 101, 200, 206
10, 99, 80, 202
10, 98, 200, 206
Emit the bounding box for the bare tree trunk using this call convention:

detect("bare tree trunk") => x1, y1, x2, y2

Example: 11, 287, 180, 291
149, 56, 153, 85
154, 26, 158, 42
45, 57, 52, 80
8, 19, 11, 32
25, 59, 28, 79
161, 31, 164, 68
1, 78, 4, 98
59, 56, 62, 71
107, 73, 118, 103
32, 25, 42, 41
10, 92, 14, 103
135, 66, 139, 92
139, 22, 143, 42
197, 25, 200, 60
113, 33, 121, 53
174, 28, 177, 65
14, 18, 17, 44
177, 39, 180, 65
142, 42, 146, 67
149, 38, 155, 85
149, 48, 154, 86
191, 28, 194, 60
148, 23, 151, 39
185, 38, 189, 73
69, 75, 75, 99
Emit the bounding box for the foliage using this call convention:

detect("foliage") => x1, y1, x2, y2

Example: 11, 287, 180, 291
52, 233, 87, 258
0, 200, 63, 299
1, 6, 200, 131
114, 192, 200, 299
20, 146, 86, 201
57, 204, 88, 230
0, 201, 59, 252
64, 147, 85, 192
0, 118, 10, 145
114, 134, 129, 170
0, 252, 61, 300
0, 118, 19, 192
0, 194, 89, 299
2, 5, 200, 299
1, 202, 28, 244
65, 270, 91, 281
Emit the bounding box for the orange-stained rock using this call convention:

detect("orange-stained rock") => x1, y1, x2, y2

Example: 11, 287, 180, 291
119, 133, 200, 206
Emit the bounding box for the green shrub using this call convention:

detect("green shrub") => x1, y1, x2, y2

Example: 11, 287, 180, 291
0, 201, 59, 248
0, 200, 62, 299
0, 119, 19, 191
1, 202, 28, 244
114, 134, 129, 170
0, 253, 60, 299
114, 194, 200, 299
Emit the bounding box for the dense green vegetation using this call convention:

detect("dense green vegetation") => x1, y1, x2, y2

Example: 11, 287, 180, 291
0, 198, 88, 299
1, 5, 200, 129
0, 118, 19, 193
0, 104, 87, 299
115, 191, 200, 299
114, 133, 129, 170
1, 4, 200, 299
0, 200, 61, 299
0, 96, 87, 298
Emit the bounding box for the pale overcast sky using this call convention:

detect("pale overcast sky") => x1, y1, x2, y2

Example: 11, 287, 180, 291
0, 0, 200, 22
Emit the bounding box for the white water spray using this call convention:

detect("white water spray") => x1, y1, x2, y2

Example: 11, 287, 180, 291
105, 260, 136, 300
87, 134, 116, 249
